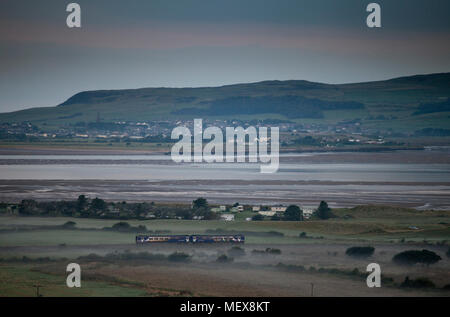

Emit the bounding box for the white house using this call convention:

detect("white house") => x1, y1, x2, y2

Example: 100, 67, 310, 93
220, 214, 235, 221
258, 211, 276, 217
252, 206, 261, 212
302, 208, 314, 219
271, 205, 287, 212
219, 205, 227, 211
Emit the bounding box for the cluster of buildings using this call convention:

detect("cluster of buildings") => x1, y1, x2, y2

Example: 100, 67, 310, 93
212, 204, 314, 221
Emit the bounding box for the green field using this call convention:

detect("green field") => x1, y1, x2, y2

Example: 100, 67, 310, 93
0, 265, 147, 297
0, 205, 448, 250
1, 205, 449, 297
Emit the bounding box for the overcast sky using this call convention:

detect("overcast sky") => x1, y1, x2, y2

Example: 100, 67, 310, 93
1, 0, 449, 112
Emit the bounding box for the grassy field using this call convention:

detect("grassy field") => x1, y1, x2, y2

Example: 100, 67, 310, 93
0, 205, 449, 248
0, 264, 147, 297
0, 205, 449, 297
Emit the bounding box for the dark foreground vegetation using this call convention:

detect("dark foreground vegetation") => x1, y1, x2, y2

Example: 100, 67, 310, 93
392, 249, 442, 266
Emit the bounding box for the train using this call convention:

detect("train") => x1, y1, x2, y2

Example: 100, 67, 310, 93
136, 234, 245, 244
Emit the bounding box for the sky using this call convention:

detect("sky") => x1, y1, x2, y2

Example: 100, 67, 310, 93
0, 0, 449, 112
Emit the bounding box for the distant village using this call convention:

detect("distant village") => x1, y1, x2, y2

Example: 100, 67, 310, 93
0, 117, 397, 149
209, 204, 315, 222
1, 196, 328, 221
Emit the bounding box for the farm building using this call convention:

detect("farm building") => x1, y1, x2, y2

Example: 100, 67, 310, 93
258, 211, 276, 217
271, 205, 287, 212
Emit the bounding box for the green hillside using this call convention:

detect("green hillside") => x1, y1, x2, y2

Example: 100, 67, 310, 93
1, 73, 449, 132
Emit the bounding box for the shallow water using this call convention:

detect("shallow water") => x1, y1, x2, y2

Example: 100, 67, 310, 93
0, 151, 449, 208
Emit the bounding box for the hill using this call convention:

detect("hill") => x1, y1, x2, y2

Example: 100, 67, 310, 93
0, 73, 449, 133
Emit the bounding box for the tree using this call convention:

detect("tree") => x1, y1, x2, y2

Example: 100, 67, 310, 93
315, 201, 335, 220
76, 195, 87, 212
284, 205, 303, 221
18, 199, 40, 215
393, 249, 442, 266
91, 197, 107, 212
192, 197, 208, 209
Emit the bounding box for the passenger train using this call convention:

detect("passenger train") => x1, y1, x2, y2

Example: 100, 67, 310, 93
136, 234, 245, 244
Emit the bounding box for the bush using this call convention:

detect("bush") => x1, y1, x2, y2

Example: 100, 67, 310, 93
105, 222, 147, 232
168, 252, 191, 262
77, 253, 103, 261
401, 276, 435, 288
227, 246, 246, 257
216, 254, 233, 263
393, 249, 442, 266
345, 246, 375, 258
276, 262, 306, 272
252, 214, 264, 221
299, 232, 307, 238
267, 231, 284, 237
265, 248, 281, 254
62, 221, 76, 229
446, 247, 450, 258
111, 222, 131, 230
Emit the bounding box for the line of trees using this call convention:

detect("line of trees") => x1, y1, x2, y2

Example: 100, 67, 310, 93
13, 196, 335, 221
16, 195, 219, 220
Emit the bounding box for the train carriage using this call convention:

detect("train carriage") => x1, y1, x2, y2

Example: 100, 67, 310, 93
136, 234, 190, 243
136, 234, 244, 244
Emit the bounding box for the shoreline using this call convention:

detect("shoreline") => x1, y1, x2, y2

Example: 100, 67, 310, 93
0, 144, 427, 156
0, 179, 449, 209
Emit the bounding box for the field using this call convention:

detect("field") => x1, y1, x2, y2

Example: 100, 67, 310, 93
0, 205, 449, 297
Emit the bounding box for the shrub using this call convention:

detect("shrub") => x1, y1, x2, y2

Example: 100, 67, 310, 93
105, 222, 147, 232
111, 222, 131, 230
265, 248, 281, 254
77, 253, 103, 261
168, 252, 191, 262
252, 214, 264, 221
401, 276, 435, 288
276, 262, 306, 272
393, 249, 442, 266
267, 231, 284, 237
62, 221, 76, 229
345, 246, 375, 258
299, 232, 307, 238
216, 254, 233, 263
227, 246, 246, 257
